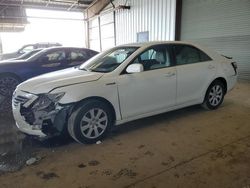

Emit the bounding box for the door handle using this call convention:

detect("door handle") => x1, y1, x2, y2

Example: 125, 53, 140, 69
164, 72, 176, 77
208, 64, 215, 69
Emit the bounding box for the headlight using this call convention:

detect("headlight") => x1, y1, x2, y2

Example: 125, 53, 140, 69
23, 92, 35, 100
32, 92, 65, 111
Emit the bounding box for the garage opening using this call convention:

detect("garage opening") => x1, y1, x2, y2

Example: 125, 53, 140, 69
0, 8, 85, 53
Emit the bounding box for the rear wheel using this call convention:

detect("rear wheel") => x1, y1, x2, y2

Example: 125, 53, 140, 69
202, 80, 225, 110
68, 100, 114, 144
0, 75, 20, 112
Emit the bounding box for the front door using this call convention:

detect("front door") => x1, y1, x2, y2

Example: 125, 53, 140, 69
117, 45, 177, 119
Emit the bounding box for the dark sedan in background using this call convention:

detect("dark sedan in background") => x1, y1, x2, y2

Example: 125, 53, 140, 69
0, 42, 62, 61
7, 48, 43, 61
0, 47, 98, 111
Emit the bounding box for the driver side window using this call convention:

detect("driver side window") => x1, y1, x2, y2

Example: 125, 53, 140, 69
43, 50, 66, 63
132, 45, 172, 71
40, 50, 66, 67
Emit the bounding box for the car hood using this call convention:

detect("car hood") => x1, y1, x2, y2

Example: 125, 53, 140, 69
17, 67, 104, 94
0, 59, 26, 65
0, 52, 19, 61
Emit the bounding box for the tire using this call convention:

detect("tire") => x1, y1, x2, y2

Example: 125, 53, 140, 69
0, 74, 20, 112
68, 99, 114, 144
202, 80, 226, 110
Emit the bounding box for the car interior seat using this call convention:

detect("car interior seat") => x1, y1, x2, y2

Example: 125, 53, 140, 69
150, 51, 170, 69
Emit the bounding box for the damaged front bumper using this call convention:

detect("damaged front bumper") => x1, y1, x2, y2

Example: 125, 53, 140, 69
12, 90, 73, 138
13, 105, 47, 137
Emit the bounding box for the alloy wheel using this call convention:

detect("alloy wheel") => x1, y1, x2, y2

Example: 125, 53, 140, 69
208, 85, 223, 106
80, 108, 108, 139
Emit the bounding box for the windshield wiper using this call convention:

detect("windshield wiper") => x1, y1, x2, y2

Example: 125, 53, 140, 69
90, 70, 107, 73
79, 67, 90, 72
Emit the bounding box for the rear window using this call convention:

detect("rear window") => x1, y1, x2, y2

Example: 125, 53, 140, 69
173, 45, 212, 65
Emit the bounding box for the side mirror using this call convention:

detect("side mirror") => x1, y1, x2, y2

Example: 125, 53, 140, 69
126, 64, 144, 73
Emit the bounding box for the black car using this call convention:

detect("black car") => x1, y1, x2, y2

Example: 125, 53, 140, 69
0, 47, 98, 111
0, 42, 62, 60
3, 48, 43, 61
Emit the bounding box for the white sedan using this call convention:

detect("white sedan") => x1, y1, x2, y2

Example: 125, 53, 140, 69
12, 41, 237, 143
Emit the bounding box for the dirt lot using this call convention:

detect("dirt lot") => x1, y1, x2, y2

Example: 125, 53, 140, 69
0, 82, 249, 188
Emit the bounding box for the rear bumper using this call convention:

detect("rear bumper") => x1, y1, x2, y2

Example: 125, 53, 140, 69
227, 74, 237, 92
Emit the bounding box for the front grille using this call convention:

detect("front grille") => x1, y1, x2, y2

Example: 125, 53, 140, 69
13, 95, 29, 107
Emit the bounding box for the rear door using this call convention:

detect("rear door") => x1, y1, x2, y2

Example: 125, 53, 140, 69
172, 44, 216, 105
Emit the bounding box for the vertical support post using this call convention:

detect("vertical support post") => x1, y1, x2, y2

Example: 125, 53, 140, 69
113, 11, 117, 46
98, 16, 102, 51
84, 11, 90, 48
175, 0, 182, 41
85, 20, 90, 48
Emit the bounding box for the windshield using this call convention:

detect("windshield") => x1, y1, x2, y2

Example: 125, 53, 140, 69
79, 47, 139, 73
27, 48, 53, 61
17, 49, 42, 60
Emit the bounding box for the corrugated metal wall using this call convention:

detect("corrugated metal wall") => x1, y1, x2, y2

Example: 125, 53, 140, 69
115, 0, 176, 45
181, 0, 250, 80
87, 0, 176, 51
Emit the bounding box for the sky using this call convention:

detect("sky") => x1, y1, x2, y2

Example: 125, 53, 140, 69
0, 9, 85, 53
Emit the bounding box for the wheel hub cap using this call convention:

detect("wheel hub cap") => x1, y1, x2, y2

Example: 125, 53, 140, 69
80, 108, 108, 139
208, 85, 223, 106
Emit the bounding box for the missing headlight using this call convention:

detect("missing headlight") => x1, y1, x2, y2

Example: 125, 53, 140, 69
32, 92, 65, 111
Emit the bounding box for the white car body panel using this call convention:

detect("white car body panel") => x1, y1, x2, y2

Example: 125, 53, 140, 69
176, 60, 216, 105
12, 41, 237, 137
19, 67, 104, 94
117, 66, 177, 119
52, 76, 122, 121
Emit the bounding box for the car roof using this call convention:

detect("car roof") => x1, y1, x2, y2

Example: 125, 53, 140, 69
121, 41, 197, 48
27, 46, 98, 60
41, 46, 95, 51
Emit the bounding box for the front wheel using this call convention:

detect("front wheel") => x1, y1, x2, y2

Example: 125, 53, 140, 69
68, 100, 114, 144
202, 80, 226, 110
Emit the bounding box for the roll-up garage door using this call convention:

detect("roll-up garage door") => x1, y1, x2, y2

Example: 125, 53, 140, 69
88, 11, 115, 52
180, 0, 250, 80
100, 12, 115, 51
89, 17, 101, 51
